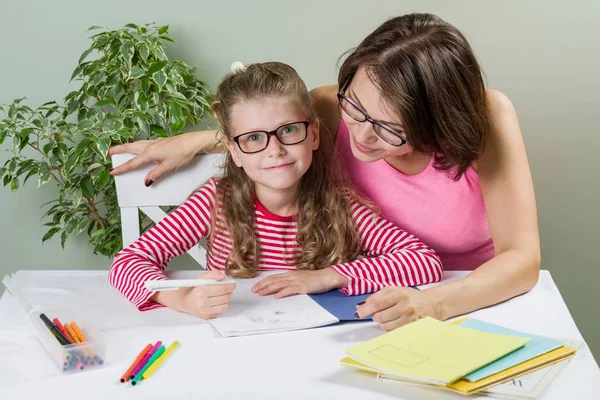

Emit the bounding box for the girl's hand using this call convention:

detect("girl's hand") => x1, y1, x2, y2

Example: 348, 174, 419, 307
154, 270, 236, 319
251, 268, 348, 299
355, 286, 442, 331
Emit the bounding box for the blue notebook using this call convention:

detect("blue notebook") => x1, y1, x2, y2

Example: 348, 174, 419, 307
308, 290, 371, 321
458, 319, 564, 382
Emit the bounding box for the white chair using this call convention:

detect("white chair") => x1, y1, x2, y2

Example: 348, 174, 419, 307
111, 153, 225, 267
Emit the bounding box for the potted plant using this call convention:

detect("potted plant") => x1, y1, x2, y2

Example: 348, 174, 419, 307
0, 23, 214, 256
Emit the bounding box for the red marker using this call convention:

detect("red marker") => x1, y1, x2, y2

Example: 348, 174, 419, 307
53, 318, 74, 344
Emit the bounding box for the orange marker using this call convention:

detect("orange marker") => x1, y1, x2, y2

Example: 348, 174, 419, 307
64, 324, 81, 344
71, 322, 87, 342
120, 344, 152, 383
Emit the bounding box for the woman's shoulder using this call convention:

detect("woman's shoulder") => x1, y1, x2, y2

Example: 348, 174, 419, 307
486, 89, 517, 115
473, 89, 522, 171
310, 84, 341, 136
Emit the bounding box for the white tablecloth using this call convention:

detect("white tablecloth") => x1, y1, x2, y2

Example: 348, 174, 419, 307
0, 270, 598, 399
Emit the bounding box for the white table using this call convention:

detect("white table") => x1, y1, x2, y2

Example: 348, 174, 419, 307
0, 270, 598, 400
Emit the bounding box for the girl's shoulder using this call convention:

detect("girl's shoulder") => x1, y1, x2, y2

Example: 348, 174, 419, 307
189, 176, 221, 201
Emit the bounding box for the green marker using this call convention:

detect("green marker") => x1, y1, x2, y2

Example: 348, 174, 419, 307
131, 345, 165, 385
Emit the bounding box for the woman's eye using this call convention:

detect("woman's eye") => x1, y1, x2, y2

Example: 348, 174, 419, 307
248, 134, 261, 141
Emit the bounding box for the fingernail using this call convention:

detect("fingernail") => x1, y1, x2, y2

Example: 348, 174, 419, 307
144, 179, 153, 187
354, 312, 360, 318
356, 301, 366, 306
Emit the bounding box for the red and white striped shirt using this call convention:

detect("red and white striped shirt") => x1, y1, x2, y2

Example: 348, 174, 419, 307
109, 178, 443, 311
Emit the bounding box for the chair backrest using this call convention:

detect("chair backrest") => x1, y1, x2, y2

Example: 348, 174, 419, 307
111, 153, 225, 267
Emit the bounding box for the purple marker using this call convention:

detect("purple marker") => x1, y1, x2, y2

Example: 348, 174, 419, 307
130, 341, 162, 379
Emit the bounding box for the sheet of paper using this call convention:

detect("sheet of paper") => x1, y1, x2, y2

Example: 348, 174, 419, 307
208, 273, 339, 337
483, 339, 584, 399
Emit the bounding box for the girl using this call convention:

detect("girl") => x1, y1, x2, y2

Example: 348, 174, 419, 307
109, 62, 442, 319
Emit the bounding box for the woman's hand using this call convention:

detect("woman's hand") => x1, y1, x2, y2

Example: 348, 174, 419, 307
251, 268, 349, 299
152, 270, 236, 319
108, 130, 221, 185
355, 286, 442, 331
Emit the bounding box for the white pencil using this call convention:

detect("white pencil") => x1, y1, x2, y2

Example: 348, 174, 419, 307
145, 278, 237, 291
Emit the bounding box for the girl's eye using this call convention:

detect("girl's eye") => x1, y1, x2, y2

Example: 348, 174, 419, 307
248, 134, 262, 142
281, 125, 296, 135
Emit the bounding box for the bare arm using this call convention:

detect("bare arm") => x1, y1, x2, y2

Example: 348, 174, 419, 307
429, 90, 541, 319
108, 130, 223, 183
357, 90, 541, 328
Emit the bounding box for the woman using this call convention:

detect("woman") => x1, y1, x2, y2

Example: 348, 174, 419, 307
109, 13, 540, 331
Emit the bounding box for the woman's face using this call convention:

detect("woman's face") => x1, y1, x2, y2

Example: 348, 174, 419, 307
341, 67, 414, 162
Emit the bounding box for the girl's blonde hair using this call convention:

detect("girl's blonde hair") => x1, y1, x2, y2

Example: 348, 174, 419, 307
211, 61, 369, 278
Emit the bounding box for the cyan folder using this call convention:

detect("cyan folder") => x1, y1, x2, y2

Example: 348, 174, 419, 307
458, 319, 564, 382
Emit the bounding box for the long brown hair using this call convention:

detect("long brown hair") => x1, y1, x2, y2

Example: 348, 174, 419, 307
211, 62, 368, 278
339, 13, 490, 179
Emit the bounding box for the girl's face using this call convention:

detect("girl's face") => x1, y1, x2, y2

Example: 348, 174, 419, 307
226, 96, 319, 195
341, 67, 414, 162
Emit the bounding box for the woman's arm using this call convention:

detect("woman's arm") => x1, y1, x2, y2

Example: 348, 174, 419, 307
357, 90, 541, 328
108, 130, 223, 184
108, 85, 341, 183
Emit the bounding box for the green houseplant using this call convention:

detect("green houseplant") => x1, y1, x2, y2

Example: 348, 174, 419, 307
0, 23, 213, 257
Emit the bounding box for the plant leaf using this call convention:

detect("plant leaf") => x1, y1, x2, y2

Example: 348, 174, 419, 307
81, 176, 94, 198
121, 43, 134, 65
37, 162, 51, 187
168, 101, 182, 121
98, 169, 111, 190
76, 219, 88, 235
66, 219, 79, 235
77, 119, 94, 130
10, 177, 19, 191
97, 137, 110, 158
78, 48, 93, 65
147, 60, 168, 75
42, 228, 61, 243
139, 44, 149, 61
158, 25, 169, 34
130, 66, 146, 79
152, 71, 167, 90
87, 163, 103, 172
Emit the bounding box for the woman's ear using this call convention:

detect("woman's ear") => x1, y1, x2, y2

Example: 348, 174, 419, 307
225, 140, 243, 168
311, 119, 320, 150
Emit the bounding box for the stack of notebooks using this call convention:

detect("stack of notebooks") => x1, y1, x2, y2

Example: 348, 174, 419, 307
341, 317, 577, 397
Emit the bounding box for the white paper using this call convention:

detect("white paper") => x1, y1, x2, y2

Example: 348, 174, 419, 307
208, 273, 339, 337
482, 339, 585, 399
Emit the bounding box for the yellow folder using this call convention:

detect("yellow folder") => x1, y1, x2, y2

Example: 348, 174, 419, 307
342, 317, 577, 395
342, 345, 575, 395
344, 317, 529, 385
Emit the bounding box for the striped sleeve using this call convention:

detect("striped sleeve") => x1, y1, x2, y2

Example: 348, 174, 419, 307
330, 199, 443, 295
108, 178, 218, 311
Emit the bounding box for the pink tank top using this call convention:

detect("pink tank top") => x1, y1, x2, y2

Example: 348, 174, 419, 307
336, 120, 494, 271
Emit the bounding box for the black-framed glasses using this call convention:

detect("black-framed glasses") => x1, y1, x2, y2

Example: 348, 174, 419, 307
232, 121, 310, 154
337, 83, 407, 147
